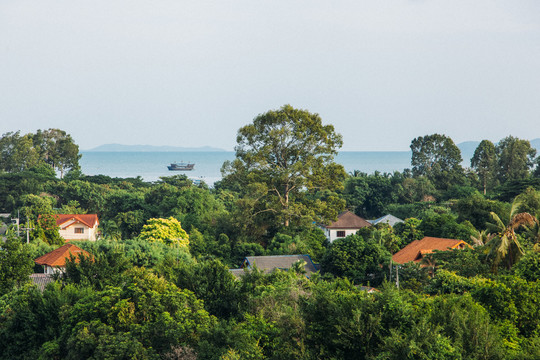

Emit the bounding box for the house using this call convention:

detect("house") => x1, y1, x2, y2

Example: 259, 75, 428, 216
392, 236, 472, 264
34, 243, 91, 274
358, 286, 380, 293
368, 214, 404, 227
322, 210, 371, 242
53, 214, 99, 241
230, 255, 320, 278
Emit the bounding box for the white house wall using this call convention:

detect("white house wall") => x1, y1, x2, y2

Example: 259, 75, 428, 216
326, 229, 358, 242
58, 222, 97, 241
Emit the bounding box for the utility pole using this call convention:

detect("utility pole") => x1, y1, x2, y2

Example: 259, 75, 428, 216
21, 221, 34, 244
395, 263, 399, 290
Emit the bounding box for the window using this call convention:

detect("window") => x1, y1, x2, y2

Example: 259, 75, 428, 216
75, 227, 84, 234
337, 230, 346, 238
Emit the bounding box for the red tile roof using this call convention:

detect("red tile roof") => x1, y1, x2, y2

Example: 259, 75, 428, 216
54, 214, 99, 229
326, 211, 372, 229
34, 243, 91, 267
392, 236, 471, 264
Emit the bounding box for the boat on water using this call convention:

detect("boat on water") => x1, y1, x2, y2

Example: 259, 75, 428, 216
167, 162, 195, 171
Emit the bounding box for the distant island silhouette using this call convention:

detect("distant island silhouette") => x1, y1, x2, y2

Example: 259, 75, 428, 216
84, 139, 540, 158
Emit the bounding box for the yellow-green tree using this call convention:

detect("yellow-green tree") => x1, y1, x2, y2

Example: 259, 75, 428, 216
138, 217, 189, 247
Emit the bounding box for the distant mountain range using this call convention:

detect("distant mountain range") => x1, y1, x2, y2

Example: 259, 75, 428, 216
85, 139, 540, 156
85, 144, 226, 152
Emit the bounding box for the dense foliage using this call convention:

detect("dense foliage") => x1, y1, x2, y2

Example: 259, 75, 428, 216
2, 112, 540, 359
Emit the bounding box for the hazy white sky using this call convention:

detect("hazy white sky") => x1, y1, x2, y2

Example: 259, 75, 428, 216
1, 1, 539, 151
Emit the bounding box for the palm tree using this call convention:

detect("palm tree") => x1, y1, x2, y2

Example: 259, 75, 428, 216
485, 200, 538, 270
470, 229, 494, 247
421, 254, 438, 278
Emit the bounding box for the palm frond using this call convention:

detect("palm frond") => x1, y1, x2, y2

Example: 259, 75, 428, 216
488, 212, 505, 232
509, 199, 523, 219
470, 230, 494, 247
509, 212, 537, 230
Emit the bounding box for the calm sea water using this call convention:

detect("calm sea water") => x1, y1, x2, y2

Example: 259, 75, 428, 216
80, 151, 412, 185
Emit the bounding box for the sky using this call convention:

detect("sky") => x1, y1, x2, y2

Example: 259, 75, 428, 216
1, 1, 539, 151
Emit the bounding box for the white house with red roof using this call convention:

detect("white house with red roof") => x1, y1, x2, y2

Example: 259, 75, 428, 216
322, 210, 372, 242
54, 214, 99, 241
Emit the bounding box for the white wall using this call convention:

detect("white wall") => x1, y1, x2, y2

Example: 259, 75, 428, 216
44, 265, 64, 274
325, 228, 358, 242
59, 220, 97, 241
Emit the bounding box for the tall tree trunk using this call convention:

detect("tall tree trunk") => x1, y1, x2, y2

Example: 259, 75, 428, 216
284, 190, 289, 227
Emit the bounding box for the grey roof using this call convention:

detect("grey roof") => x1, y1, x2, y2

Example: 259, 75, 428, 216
229, 268, 246, 278
231, 255, 319, 277
30, 273, 54, 291
368, 214, 404, 227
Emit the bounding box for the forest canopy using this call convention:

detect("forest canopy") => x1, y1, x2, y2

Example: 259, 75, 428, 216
2, 109, 540, 359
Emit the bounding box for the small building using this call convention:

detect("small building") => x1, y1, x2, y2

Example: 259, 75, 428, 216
230, 255, 320, 278
34, 243, 91, 274
54, 214, 99, 241
368, 214, 404, 227
392, 236, 472, 264
358, 286, 380, 293
322, 210, 371, 242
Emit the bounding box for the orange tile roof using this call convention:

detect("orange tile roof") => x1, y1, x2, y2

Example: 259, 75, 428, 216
326, 211, 372, 229
34, 243, 91, 267
392, 236, 471, 264
54, 214, 99, 229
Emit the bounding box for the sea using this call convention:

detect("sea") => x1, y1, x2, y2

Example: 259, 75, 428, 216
79, 151, 413, 186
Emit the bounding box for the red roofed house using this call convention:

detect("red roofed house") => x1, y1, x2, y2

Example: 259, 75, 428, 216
34, 243, 91, 274
54, 214, 99, 241
392, 236, 472, 264
322, 211, 372, 242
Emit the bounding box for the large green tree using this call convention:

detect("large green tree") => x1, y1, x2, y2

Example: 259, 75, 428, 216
0, 129, 81, 177
321, 234, 391, 285
0, 235, 34, 295
343, 171, 398, 218
33, 128, 81, 178
221, 105, 345, 228
471, 139, 497, 195
410, 134, 464, 190
496, 136, 536, 183
0, 131, 40, 172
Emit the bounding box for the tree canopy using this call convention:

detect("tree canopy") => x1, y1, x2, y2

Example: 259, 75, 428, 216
471, 139, 497, 195
221, 105, 346, 229
138, 217, 189, 247
496, 136, 537, 183
0, 129, 81, 177
410, 134, 464, 190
